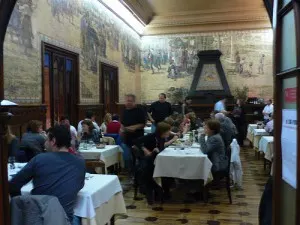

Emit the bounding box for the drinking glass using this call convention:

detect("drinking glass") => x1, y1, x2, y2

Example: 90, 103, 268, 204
8, 156, 15, 170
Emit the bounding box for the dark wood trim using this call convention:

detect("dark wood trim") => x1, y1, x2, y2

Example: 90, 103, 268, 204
0, 2, 19, 225
263, 0, 273, 23
294, 2, 300, 224
272, 1, 281, 225
41, 42, 80, 126
277, 1, 294, 18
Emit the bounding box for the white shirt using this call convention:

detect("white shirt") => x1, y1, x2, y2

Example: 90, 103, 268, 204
77, 119, 100, 134
214, 100, 225, 112
262, 104, 274, 120
70, 125, 77, 147
100, 122, 107, 133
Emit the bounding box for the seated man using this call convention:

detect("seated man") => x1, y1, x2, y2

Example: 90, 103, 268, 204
265, 114, 274, 135
9, 125, 86, 223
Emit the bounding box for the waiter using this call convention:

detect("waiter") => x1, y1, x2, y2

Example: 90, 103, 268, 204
121, 94, 146, 172
148, 93, 173, 133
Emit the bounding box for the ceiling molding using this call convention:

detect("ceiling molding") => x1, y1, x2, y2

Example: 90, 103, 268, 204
143, 21, 271, 36
122, 0, 154, 24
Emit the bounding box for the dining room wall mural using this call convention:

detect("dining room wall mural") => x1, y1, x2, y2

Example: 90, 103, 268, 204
140, 29, 273, 103
4, 0, 141, 104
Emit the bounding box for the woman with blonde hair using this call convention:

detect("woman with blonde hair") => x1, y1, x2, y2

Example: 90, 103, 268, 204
100, 113, 112, 134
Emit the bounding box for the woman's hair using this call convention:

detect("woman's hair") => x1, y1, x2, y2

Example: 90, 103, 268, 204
5, 126, 16, 144
112, 114, 119, 121
27, 120, 43, 133
156, 122, 171, 136
103, 113, 112, 125
186, 112, 196, 122
164, 117, 174, 126
82, 119, 95, 132
205, 119, 221, 134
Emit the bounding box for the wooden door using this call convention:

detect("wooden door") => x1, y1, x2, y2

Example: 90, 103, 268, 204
100, 63, 119, 114
42, 43, 79, 127
272, 1, 300, 225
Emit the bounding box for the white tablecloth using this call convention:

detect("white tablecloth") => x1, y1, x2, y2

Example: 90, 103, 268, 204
247, 124, 257, 143
13, 173, 126, 220
144, 126, 152, 134
253, 129, 269, 148
153, 148, 212, 184
79, 145, 123, 171
259, 136, 274, 161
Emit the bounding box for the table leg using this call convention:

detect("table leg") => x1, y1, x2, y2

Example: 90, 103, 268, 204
110, 215, 115, 225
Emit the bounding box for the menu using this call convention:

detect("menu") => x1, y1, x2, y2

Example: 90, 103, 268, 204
281, 109, 297, 188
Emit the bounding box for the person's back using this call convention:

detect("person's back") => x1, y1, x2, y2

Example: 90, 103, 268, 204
20, 132, 45, 157
107, 120, 121, 134
10, 152, 85, 221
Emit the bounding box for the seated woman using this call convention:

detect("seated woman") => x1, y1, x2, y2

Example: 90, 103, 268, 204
20, 120, 46, 161
133, 122, 171, 205
199, 119, 228, 175
79, 120, 101, 144
5, 126, 19, 158
100, 113, 112, 134
107, 114, 121, 134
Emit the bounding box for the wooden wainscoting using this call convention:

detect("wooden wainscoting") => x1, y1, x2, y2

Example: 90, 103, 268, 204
8, 105, 47, 139
77, 104, 104, 126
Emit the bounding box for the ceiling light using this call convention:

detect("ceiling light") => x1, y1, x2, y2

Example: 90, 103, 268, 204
101, 0, 145, 35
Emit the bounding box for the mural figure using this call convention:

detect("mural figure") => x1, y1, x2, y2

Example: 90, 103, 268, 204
235, 51, 241, 73
168, 60, 178, 79
48, 0, 78, 24
7, 0, 36, 54
258, 54, 265, 74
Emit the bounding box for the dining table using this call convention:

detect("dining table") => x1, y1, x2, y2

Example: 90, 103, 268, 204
78, 144, 123, 173
8, 163, 127, 225
153, 147, 212, 184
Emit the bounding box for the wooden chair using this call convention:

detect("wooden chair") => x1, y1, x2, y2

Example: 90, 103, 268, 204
204, 147, 232, 204
85, 160, 106, 174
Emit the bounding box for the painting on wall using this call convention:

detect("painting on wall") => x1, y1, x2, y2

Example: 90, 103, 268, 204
4, 0, 141, 103
196, 64, 223, 91
140, 30, 273, 102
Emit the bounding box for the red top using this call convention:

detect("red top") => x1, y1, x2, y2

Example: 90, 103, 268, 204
107, 121, 121, 134
68, 147, 76, 155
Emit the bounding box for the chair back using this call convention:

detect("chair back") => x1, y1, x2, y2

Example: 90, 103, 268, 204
11, 195, 70, 225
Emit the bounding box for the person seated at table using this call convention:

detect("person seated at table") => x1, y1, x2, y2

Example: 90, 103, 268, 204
214, 98, 228, 114
5, 126, 19, 158
60, 116, 78, 149
106, 114, 121, 134
9, 125, 85, 223
79, 120, 101, 144
199, 119, 228, 174
78, 111, 100, 134
264, 114, 274, 135
20, 120, 46, 161
214, 113, 235, 148
262, 99, 273, 124
133, 122, 171, 205
100, 113, 112, 134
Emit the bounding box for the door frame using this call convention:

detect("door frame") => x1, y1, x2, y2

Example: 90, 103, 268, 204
41, 42, 80, 126
99, 62, 119, 114
273, 1, 300, 225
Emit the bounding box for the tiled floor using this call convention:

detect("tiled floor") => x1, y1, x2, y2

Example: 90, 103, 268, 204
116, 147, 269, 225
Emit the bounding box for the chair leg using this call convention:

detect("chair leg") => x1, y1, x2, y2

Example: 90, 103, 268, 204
226, 176, 232, 204
264, 159, 266, 171
134, 173, 138, 200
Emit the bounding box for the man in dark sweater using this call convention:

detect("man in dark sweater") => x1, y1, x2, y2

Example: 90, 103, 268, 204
148, 93, 172, 133
121, 94, 146, 173
9, 125, 85, 223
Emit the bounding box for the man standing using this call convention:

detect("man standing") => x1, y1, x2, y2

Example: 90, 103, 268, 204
9, 125, 85, 223
148, 93, 173, 133
262, 99, 274, 124
121, 94, 146, 167
214, 98, 228, 114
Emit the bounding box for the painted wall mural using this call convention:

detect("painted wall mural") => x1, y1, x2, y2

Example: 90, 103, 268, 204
4, 0, 140, 103
140, 30, 273, 102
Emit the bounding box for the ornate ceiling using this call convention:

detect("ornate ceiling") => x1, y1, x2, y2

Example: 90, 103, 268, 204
123, 0, 271, 35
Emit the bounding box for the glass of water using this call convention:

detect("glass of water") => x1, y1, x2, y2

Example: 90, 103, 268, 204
8, 156, 15, 170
